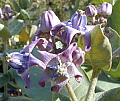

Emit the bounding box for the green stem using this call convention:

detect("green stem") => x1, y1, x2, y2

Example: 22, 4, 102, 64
70, 0, 81, 17
85, 68, 101, 101
66, 82, 78, 101
3, 39, 8, 100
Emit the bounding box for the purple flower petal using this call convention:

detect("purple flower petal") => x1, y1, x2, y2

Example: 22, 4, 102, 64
37, 51, 57, 65
58, 42, 77, 62
51, 22, 66, 36
72, 47, 85, 67
67, 62, 83, 82
28, 54, 46, 69
38, 69, 53, 88
19, 69, 30, 89
51, 76, 68, 93
37, 38, 53, 51
61, 26, 80, 46
82, 32, 91, 52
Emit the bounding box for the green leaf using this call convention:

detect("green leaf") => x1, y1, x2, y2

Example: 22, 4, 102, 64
78, 25, 112, 70
0, 24, 12, 38
19, 0, 30, 10
96, 87, 120, 101
20, 9, 30, 19
10, 67, 52, 101
13, 1, 21, 12
109, 60, 120, 79
6, 96, 34, 101
109, 27, 120, 51
97, 71, 120, 91
0, 73, 10, 88
107, 0, 120, 35
53, 67, 90, 101
8, 20, 24, 36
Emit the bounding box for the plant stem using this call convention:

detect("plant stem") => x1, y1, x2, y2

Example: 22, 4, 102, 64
3, 39, 8, 100
66, 82, 78, 101
70, 0, 80, 17
85, 68, 101, 101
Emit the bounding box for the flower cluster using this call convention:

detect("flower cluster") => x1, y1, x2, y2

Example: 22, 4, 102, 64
0, 4, 14, 19
7, 2, 112, 93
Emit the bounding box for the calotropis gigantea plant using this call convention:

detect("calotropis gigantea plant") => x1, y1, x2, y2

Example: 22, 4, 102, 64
1, 1, 120, 101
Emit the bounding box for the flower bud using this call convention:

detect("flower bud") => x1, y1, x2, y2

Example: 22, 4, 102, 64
85, 5, 97, 17
40, 10, 60, 32
97, 2, 112, 17
3, 4, 12, 13
0, 8, 4, 18
70, 10, 87, 30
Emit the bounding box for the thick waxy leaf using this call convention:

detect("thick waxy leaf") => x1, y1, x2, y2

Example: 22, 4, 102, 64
96, 87, 120, 101
52, 67, 90, 101
10, 66, 52, 101
13, 1, 21, 12
78, 25, 112, 71
8, 20, 24, 36
0, 24, 12, 38
97, 71, 120, 91
108, 27, 120, 51
20, 9, 30, 19
19, 0, 30, 10
109, 61, 120, 79
0, 73, 10, 88
107, 0, 120, 35
6, 96, 34, 101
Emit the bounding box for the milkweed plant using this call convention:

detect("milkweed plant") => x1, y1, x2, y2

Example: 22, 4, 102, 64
0, 0, 120, 101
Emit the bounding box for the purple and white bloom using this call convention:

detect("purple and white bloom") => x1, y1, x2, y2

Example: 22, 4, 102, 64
97, 2, 112, 17
3, 4, 14, 19
7, 41, 46, 89
85, 5, 97, 17
38, 43, 84, 93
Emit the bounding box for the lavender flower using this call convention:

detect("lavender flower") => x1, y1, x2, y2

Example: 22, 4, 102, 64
38, 43, 84, 93
7, 41, 46, 89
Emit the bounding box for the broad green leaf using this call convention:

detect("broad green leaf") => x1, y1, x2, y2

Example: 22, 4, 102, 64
8, 20, 24, 36
109, 60, 120, 79
13, 1, 21, 12
10, 67, 52, 101
78, 25, 112, 70
19, 0, 30, 10
97, 71, 120, 91
0, 73, 10, 88
0, 24, 12, 38
6, 96, 34, 101
107, 0, 120, 35
53, 67, 90, 101
96, 87, 120, 101
108, 27, 120, 51
20, 9, 30, 19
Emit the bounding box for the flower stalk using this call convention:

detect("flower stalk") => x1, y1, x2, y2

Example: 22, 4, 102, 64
66, 82, 78, 101
85, 68, 101, 101
3, 39, 8, 100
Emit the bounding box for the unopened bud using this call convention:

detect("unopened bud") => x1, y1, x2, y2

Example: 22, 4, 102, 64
85, 5, 97, 17
97, 2, 112, 17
